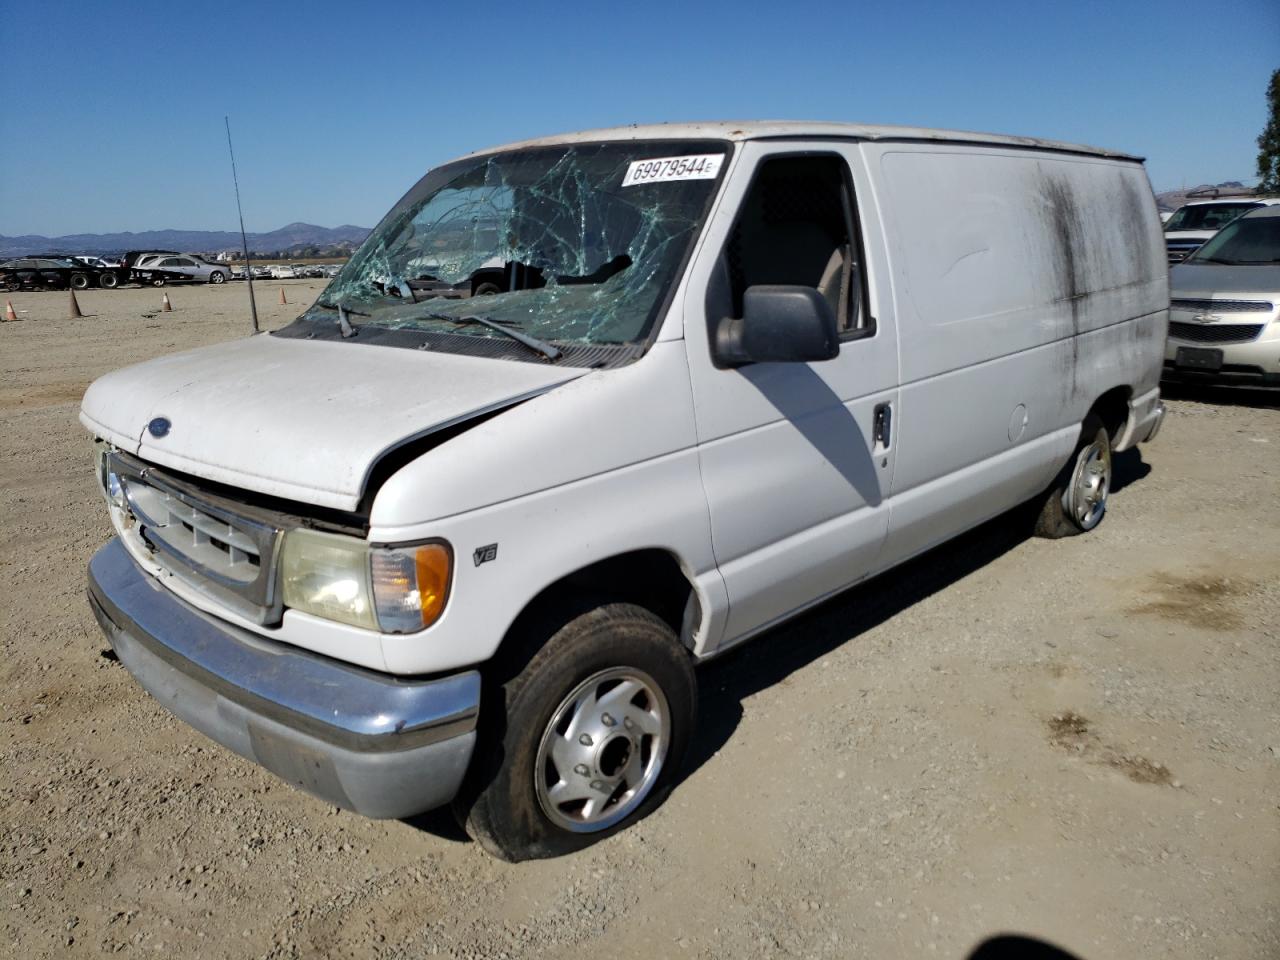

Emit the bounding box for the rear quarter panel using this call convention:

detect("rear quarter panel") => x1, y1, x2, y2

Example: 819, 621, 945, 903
863, 143, 1166, 559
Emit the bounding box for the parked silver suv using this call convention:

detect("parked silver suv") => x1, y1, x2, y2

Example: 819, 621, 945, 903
134, 254, 229, 286
1164, 206, 1280, 389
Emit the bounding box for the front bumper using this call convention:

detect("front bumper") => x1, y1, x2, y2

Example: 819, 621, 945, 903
1164, 326, 1280, 388
87, 538, 479, 819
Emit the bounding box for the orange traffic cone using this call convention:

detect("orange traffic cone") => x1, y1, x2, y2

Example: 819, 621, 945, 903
279, 287, 288, 305
69, 289, 84, 319
4, 300, 16, 322
162, 292, 172, 312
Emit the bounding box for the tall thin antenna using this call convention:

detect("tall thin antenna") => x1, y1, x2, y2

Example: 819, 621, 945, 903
225, 116, 260, 334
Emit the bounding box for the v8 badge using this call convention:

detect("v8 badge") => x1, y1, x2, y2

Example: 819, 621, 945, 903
473, 543, 498, 567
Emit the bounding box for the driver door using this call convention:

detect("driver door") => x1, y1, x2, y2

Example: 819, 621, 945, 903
683, 142, 900, 650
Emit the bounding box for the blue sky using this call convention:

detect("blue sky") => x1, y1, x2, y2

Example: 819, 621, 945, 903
1, 0, 1276, 236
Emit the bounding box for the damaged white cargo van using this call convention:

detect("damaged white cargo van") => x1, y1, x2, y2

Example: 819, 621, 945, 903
83, 123, 1167, 860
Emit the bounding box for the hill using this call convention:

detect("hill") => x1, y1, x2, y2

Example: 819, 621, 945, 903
0, 222, 370, 259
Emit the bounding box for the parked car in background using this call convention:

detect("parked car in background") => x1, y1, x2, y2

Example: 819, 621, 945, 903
120, 250, 180, 285
133, 254, 230, 286
1162, 196, 1280, 264
2, 257, 98, 290
1164, 206, 1280, 389
269, 264, 298, 279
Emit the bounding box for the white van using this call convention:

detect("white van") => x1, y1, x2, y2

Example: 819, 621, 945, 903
82, 122, 1168, 861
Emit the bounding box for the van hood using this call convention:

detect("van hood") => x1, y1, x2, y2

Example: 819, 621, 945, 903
80, 333, 585, 511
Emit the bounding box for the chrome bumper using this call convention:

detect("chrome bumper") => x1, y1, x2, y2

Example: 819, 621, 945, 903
87, 538, 479, 819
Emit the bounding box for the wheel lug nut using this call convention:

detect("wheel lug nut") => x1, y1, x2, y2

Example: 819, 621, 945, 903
601, 713, 615, 727
578, 734, 593, 746
574, 764, 589, 776
590, 780, 605, 791
623, 717, 635, 731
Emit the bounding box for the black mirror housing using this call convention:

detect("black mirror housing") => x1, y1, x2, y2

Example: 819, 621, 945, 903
715, 285, 840, 367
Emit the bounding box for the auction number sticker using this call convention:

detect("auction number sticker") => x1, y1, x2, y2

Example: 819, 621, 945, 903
621, 154, 723, 187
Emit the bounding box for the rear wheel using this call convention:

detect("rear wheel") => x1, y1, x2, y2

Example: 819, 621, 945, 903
99, 272, 119, 289
4, 278, 19, 292
473, 280, 503, 297
454, 602, 696, 861
70, 272, 90, 290
151, 277, 166, 287
1034, 414, 1112, 538
209, 271, 226, 284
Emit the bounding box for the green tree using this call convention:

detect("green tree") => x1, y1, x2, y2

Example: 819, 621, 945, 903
1258, 68, 1280, 193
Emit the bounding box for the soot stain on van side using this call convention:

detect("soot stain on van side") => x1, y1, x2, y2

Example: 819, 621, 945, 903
1039, 173, 1087, 399
1115, 173, 1156, 281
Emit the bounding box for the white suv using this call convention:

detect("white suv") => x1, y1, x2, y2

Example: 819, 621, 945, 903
1163, 196, 1280, 264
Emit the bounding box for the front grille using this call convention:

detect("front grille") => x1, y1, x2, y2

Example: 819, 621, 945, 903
1168, 322, 1264, 344
108, 451, 283, 623
1170, 298, 1274, 313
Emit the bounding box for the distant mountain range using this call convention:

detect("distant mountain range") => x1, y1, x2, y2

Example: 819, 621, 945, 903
0, 222, 370, 258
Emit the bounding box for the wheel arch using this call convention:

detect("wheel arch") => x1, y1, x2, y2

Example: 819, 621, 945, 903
1088, 385, 1131, 447
491, 547, 700, 675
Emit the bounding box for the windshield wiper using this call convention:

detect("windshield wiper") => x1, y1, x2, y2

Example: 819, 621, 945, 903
312, 301, 367, 338
1193, 257, 1242, 265
418, 312, 563, 362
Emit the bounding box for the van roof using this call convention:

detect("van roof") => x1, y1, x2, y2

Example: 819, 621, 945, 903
458, 121, 1143, 163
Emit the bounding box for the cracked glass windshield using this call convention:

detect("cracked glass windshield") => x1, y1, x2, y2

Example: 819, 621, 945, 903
302, 140, 729, 359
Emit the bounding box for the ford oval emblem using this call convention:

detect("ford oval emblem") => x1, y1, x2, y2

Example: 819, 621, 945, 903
147, 417, 171, 439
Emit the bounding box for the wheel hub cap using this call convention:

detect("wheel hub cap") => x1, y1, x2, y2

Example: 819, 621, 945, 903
534, 667, 670, 833
1067, 439, 1111, 529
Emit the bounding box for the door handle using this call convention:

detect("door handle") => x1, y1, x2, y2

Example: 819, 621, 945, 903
873, 402, 892, 452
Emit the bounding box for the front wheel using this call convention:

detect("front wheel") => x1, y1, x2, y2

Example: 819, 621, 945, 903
151, 277, 166, 287
70, 272, 90, 290
454, 603, 696, 861
1034, 414, 1112, 538
209, 271, 226, 284
98, 272, 119, 289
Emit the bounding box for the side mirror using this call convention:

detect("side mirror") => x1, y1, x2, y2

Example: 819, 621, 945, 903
714, 285, 839, 367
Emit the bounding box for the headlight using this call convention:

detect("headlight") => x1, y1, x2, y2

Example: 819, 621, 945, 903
95, 442, 126, 511
279, 528, 451, 633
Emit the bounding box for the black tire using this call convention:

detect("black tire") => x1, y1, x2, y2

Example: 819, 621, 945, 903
4, 278, 19, 292
99, 272, 119, 289
473, 280, 503, 297
151, 277, 166, 287
454, 602, 696, 862
1034, 413, 1112, 538
209, 271, 226, 284
70, 272, 90, 290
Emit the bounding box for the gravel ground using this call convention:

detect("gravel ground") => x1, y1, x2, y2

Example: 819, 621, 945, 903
2, 282, 1278, 960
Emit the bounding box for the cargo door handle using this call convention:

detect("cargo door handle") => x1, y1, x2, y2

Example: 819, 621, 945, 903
873, 402, 892, 452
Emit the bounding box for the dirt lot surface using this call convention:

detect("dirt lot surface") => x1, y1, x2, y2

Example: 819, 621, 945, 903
2, 283, 1278, 960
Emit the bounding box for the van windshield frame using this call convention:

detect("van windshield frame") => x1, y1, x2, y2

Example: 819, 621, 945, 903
282, 139, 732, 364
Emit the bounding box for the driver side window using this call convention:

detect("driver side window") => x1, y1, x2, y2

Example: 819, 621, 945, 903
716, 154, 871, 338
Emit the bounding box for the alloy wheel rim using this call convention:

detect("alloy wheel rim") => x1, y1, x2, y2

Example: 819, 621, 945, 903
1067, 439, 1110, 530
534, 667, 670, 833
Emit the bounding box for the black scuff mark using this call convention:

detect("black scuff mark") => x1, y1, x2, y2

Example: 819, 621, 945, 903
1039, 171, 1088, 401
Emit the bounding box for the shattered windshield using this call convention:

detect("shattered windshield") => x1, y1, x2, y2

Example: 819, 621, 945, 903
304, 140, 729, 357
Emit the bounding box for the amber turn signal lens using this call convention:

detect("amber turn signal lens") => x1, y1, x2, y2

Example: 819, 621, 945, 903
414, 543, 450, 625
371, 542, 452, 633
